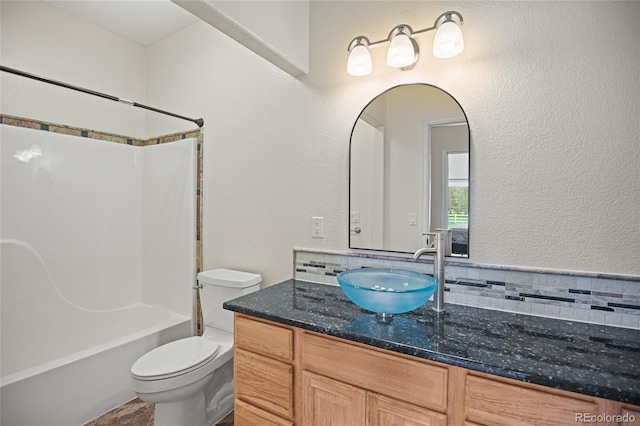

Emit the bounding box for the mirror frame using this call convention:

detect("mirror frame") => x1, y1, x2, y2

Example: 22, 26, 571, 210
348, 83, 471, 256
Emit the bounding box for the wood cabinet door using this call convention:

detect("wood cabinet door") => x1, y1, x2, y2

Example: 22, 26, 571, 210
367, 393, 447, 426
302, 371, 366, 426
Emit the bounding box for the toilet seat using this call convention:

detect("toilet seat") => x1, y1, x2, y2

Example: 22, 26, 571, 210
131, 336, 220, 381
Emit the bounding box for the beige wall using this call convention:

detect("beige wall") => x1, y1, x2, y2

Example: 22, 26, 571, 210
2, 1, 639, 284
0, 1, 148, 138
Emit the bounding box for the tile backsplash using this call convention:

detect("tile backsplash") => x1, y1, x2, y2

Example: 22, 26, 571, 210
294, 248, 640, 329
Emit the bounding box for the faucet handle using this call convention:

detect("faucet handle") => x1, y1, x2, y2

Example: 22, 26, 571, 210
423, 232, 436, 245
424, 229, 447, 235
424, 230, 447, 238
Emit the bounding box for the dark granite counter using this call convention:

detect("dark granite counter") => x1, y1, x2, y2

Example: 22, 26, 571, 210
223, 280, 640, 405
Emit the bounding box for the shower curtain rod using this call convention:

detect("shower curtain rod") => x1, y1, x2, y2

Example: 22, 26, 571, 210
1, 65, 204, 128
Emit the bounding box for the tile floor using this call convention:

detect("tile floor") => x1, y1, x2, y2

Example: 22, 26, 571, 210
85, 398, 234, 426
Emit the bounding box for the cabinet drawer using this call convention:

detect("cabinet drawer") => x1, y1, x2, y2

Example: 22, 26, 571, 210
235, 399, 294, 426
235, 348, 294, 420
465, 374, 599, 426
368, 393, 447, 426
235, 314, 293, 362
302, 332, 448, 412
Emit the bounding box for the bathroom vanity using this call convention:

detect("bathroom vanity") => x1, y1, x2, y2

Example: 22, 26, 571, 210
224, 280, 640, 425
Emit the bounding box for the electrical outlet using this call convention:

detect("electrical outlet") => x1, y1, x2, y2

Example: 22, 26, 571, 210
312, 217, 324, 238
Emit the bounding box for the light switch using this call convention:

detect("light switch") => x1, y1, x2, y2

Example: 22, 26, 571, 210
312, 217, 324, 238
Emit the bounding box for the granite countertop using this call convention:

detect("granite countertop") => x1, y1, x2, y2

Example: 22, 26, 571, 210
223, 279, 640, 405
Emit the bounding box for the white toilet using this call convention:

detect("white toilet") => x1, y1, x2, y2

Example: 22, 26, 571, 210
131, 269, 261, 426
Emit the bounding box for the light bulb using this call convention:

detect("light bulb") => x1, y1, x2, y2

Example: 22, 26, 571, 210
387, 31, 417, 68
347, 43, 372, 76
433, 19, 464, 58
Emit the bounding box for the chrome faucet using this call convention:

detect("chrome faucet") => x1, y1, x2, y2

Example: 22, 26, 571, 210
413, 230, 447, 312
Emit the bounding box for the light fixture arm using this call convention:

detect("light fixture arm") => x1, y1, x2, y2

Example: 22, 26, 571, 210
386, 24, 414, 42
413, 11, 464, 36
437, 11, 464, 27
347, 36, 371, 52
348, 25, 412, 50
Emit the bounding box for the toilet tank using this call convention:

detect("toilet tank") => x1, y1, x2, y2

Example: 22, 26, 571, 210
197, 269, 261, 334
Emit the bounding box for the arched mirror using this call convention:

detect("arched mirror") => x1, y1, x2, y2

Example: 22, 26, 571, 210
349, 84, 470, 257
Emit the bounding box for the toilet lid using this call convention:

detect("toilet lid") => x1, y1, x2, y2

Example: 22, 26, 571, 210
131, 336, 220, 380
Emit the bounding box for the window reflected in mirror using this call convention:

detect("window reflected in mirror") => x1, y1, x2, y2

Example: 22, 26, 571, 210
447, 152, 468, 256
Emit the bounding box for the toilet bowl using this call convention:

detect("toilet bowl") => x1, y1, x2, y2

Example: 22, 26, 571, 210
130, 269, 261, 426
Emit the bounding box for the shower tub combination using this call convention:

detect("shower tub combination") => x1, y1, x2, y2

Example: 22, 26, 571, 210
1, 122, 197, 425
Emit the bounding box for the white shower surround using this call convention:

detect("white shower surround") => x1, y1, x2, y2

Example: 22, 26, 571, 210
0, 124, 196, 425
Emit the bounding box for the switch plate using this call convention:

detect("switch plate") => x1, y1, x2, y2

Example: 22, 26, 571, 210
409, 212, 417, 226
312, 217, 324, 238
350, 211, 360, 223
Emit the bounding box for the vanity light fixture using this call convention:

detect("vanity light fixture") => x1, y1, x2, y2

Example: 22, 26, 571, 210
347, 11, 464, 76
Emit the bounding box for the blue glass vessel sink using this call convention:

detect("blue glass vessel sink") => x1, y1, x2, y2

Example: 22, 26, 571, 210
337, 268, 437, 316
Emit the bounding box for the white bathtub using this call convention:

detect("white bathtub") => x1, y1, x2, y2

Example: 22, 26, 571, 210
0, 240, 191, 425
0, 302, 190, 426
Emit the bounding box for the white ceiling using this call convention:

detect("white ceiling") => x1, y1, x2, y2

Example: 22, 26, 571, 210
44, 0, 200, 46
